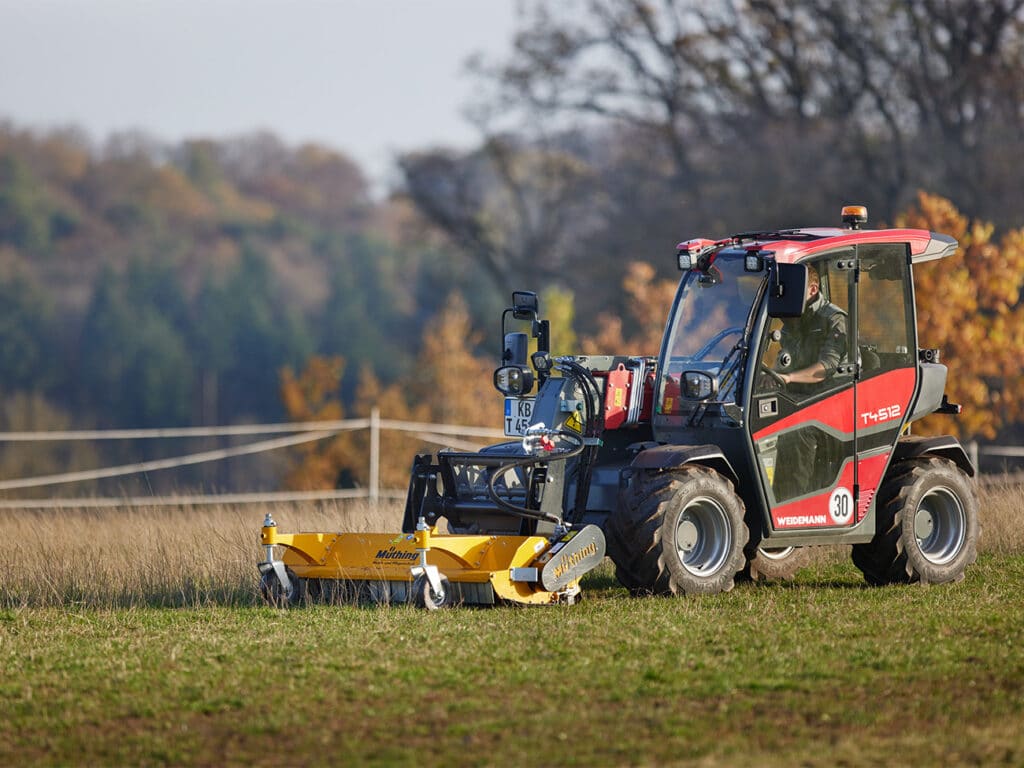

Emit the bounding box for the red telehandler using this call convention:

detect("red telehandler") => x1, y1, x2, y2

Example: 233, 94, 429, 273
260, 206, 978, 606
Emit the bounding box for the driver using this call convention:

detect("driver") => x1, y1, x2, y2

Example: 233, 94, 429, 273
776, 264, 847, 388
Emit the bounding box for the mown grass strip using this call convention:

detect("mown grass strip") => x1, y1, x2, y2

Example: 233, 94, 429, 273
2, 555, 1022, 767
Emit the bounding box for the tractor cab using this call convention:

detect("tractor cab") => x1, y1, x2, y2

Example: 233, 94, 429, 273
649, 207, 968, 552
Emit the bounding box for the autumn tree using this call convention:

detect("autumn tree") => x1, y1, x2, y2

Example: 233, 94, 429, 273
582, 262, 677, 355
392, 0, 1024, 335
348, 366, 433, 490
279, 356, 362, 490
412, 291, 502, 428
281, 292, 500, 492
896, 192, 1024, 439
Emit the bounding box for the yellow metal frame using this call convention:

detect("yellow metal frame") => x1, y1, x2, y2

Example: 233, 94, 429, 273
261, 520, 577, 605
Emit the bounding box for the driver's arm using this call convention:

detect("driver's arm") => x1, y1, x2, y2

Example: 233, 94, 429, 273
781, 362, 827, 385
781, 311, 847, 386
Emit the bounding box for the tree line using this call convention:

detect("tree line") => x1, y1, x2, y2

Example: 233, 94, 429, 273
0, 126, 508, 490
0, 126, 505, 432
404, 0, 1024, 328
1, 0, 1022, 490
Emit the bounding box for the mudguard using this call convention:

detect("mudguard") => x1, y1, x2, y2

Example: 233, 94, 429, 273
893, 435, 975, 477
629, 443, 739, 485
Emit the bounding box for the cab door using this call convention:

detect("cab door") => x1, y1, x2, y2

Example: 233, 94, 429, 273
750, 249, 859, 531
850, 243, 918, 522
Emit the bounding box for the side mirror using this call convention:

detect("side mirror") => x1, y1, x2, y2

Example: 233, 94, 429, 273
681, 371, 718, 400
512, 291, 539, 320
768, 263, 807, 318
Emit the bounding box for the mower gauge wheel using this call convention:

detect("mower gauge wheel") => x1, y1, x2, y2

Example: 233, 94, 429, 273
412, 574, 452, 610
259, 566, 304, 607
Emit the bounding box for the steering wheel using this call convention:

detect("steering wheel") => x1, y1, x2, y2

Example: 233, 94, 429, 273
758, 365, 786, 392
693, 326, 743, 361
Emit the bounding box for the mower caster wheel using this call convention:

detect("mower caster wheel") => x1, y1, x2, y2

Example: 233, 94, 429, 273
259, 566, 304, 607
412, 574, 452, 610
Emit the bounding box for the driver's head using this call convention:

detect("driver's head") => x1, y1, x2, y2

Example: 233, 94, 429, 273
805, 264, 821, 305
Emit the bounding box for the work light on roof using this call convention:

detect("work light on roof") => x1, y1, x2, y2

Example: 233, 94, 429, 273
676, 238, 716, 271
744, 247, 773, 273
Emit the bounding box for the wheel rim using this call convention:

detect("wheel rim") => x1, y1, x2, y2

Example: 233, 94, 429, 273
428, 582, 446, 605
758, 546, 795, 561
416, 576, 449, 609
674, 496, 732, 577
262, 570, 294, 604
914, 486, 966, 565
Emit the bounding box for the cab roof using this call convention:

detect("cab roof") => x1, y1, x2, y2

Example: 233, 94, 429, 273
729, 227, 958, 264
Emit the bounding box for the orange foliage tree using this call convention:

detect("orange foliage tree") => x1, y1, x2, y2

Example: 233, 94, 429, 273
582, 262, 677, 355
897, 192, 1024, 440
280, 292, 501, 491
412, 292, 503, 429
279, 356, 361, 490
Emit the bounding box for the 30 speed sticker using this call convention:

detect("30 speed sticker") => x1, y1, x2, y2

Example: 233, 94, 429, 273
829, 487, 854, 525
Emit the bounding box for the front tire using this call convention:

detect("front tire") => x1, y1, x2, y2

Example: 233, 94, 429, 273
607, 466, 749, 595
852, 458, 979, 585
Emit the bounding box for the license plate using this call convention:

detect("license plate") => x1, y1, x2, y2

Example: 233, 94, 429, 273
504, 397, 535, 436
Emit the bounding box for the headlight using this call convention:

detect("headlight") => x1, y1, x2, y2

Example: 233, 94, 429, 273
494, 365, 533, 396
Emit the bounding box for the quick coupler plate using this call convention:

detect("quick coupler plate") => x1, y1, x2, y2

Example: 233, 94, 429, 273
539, 525, 606, 592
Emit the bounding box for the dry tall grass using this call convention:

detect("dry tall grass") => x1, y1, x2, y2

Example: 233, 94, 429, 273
978, 480, 1024, 554
0, 484, 1018, 609
0, 500, 403, 609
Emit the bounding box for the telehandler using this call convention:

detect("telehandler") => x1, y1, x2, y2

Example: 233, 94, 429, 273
259, 206, 978, 607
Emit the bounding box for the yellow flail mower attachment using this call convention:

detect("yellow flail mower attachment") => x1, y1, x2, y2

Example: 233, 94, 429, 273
258, 512, 606, 609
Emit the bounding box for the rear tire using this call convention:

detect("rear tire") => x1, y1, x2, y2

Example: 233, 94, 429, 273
607, 466, 748, 595
852, 458, 979, 585
742, 545, 811, 582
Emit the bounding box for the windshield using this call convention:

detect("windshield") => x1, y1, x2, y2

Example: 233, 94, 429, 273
659, 253, 764, 411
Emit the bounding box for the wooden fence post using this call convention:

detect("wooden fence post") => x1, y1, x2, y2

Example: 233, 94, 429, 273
370, 407, 380, 503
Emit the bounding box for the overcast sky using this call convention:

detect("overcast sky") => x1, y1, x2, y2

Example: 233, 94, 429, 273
0, 0, 519, 188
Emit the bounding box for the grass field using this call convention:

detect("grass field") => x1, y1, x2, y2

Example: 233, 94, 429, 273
0, 485, 1022, 766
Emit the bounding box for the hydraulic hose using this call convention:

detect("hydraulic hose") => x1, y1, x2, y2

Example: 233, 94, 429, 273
554, 359, 604, 522
486, 428, 587, 522
483, 360, 604, 525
